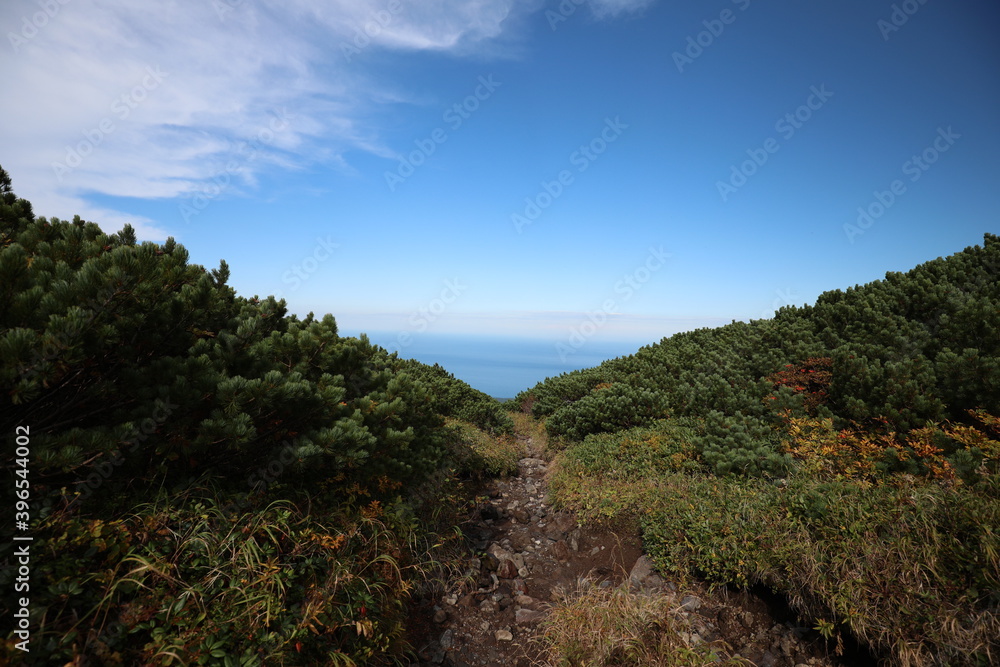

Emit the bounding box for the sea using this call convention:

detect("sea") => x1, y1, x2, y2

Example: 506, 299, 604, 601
357, 332, 649, 399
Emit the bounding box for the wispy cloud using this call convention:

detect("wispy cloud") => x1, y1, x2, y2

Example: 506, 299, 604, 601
0, 0, 652, 239
587, 0, 656, 19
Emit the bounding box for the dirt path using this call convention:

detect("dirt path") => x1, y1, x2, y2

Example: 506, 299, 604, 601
406, 420, 865, 667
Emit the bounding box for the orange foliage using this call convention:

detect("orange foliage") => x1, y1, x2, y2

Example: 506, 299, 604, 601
765, 357, 833, 414
780, 411, 1000, 483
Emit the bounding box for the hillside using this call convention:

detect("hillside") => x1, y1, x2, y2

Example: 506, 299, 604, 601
0, 166, 520, 664
516, 234, 1000, 665
3, 155, 997, 666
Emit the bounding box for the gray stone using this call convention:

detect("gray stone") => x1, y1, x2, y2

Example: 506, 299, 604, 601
568, 529, 581, 552
680, 595, 702, 611
488, 543, 512, 561
515, 608, 545, 624
495, 629, 513, 641
497, 559, 518, 579
433, 608, 447, 624
545, 513, 576, 539
628, 555, 656, 587
439, 629, 454, 650
679, 631, 703, 647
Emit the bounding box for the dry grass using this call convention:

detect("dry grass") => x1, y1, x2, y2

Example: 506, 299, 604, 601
537, 577, 742, 667
510, 410, 551, 458
446, 417, 521, 476
550, 449, 1000, 666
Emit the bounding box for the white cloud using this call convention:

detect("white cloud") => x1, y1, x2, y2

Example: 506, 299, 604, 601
0, 0, 648, 240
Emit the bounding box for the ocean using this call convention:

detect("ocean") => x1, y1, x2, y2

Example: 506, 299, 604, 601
358, 332, 649, 399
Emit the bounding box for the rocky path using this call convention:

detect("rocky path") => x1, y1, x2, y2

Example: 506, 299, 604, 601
406, 424, 860, 667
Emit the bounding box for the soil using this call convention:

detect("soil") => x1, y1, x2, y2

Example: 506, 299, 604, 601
405, 424, 877, 667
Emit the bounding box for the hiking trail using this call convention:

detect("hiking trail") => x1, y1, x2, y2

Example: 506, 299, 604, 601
406, 418, 863, 667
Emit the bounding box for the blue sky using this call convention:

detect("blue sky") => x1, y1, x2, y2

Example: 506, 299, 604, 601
2, 0, 998, 357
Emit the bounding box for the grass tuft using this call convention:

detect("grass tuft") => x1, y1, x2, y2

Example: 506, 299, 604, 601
538, 577, 742, 666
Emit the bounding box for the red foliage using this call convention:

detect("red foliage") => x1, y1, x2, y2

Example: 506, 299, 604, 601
766, 357, 833, 414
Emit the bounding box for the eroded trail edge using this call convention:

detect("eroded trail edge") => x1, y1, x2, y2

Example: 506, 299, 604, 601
406, 419, 851, 667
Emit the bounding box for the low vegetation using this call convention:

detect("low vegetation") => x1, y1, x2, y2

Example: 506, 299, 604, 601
523, 235, 1000, 666
540, 578, 741, 666
0, 166, 514, 665
4, 159, 997, 665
